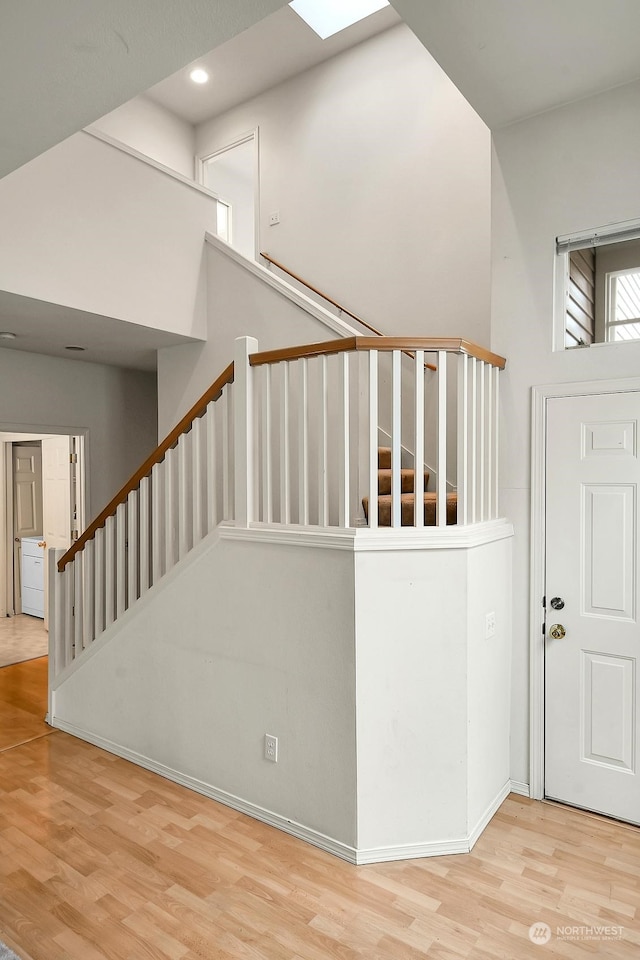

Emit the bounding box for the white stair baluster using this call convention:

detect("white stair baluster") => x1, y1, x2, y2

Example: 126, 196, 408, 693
178, 434, 190, 558
82, 540, 94, 649
105, 514, 115, 627
368, 350, 378, 530
127, 488, 138, 607
338, 351, 350, 528
222, 390, 231, 521
74, 552, 83, 654
192, 416, 204, 545
493, 365, 500, 519
457, 354, 469, 525
233, 336, 258, 528
298, 358, 309, 525
391, 350, 401, 528
261, 365, 272, 523
478, 360, 486, 523
280, 362, 291, 524
414, 350, 425, 529
116, 502, 126, 618
94, 526, 105, 639
164, 447, 176, 572
485, 362, 492, 521
318, 355, 329, 527
151, 463, 163, 583
470, 357, 477, 523
436, 351, 448, 527
206, 402, 218, 531
139, 477, 150, 595
64, 562, 74, 665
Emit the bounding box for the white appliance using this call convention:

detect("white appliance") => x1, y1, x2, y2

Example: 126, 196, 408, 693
21, 536, 45, 618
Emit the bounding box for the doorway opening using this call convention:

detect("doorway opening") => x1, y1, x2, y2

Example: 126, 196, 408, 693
0, 431, 86, 666
197, 131, 259, 260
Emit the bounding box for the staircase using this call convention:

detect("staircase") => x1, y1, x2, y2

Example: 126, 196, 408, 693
50, 334, 505, 684
363, 447, 458, 527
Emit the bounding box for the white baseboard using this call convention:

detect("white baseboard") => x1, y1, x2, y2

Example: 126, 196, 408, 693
354, 837, 470, 864
51, 717, 511, 866
509, 779, 531, 797
468, 780, 511, 851
50, 717, 358, 864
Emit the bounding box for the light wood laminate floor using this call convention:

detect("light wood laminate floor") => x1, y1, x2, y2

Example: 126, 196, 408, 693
0, 614, 48, 668
0, 658, 638, 959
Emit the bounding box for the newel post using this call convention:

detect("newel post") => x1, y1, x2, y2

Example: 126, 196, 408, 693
47, 548, 66, 721
234, 336, 258, 526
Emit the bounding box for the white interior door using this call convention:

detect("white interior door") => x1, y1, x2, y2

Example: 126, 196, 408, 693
42, 436, 72, 629
12, 444, 43, 612
545, 391, 640, 823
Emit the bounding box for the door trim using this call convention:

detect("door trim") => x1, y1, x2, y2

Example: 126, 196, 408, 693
0, 426, 89, 620
195, 127, 260, 260
530, 376, 640, 800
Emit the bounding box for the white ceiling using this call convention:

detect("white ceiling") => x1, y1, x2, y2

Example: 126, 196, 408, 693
3, 0, 640, 374
391, 0, 640, 129
0, 291, 198, 372
0, 0, 287, 180
146, 4, 401, 125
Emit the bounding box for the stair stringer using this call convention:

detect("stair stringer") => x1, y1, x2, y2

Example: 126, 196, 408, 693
50, 521, 360, 861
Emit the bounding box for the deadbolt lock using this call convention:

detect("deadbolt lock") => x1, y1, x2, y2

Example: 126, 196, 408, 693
550, 597, 565, 610
548, 623, 566, 640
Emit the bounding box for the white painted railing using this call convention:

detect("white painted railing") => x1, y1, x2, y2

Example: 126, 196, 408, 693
246, 336, 504, 530
50, 335, 505, 681
50, 365, 234, 679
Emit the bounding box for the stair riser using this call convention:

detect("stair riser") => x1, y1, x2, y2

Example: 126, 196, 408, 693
378, 470, 430, 495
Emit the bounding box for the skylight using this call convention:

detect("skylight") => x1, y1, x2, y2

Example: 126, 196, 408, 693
289, 0, 390, 40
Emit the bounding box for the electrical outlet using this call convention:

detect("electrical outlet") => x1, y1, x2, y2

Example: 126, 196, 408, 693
269, 211, 280, 225
264, 733, 278, 762
485, 611, 496, 639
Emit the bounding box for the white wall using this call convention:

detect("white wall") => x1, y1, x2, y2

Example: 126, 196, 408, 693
195, 24, 491, 345
53, 532, 358, 850
157, 242, 352, 434
492, 78, 640, 786
0, 348, 157, 519
52, 523, 512, 860
354, 533, 512, 855
0, 132, 214, 339
88, 95, 196, 178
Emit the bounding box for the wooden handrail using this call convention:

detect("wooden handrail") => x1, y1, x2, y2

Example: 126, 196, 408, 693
58, 362, 235, 572
250, 337, 507, 370
260, 251, 438, 372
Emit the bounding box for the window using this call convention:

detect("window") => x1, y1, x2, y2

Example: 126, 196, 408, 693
606, 269, 640, 341
216, 200, 231, 244
555, 220, 640, 350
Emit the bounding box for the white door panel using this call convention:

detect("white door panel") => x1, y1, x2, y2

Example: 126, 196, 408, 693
545, 392, 640, 823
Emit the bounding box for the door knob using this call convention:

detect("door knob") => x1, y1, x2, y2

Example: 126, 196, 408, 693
550, 596, 565, 610
548, 623, 566, 640
37, 541, 46, 548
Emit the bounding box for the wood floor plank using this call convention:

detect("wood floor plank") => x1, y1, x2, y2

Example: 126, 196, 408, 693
0, 659, 639, 958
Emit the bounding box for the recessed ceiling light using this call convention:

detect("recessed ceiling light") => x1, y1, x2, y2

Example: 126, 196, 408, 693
189, 67, 209, 84
289, 0, 389, 39
0, 331, 17, 340
65, 345, 86, 352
